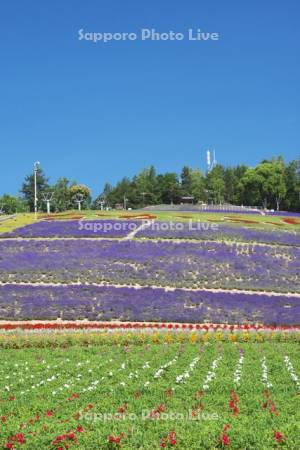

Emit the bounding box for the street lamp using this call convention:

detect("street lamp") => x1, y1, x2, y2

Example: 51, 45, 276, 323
34, 161, 40, 218
123, 195, 128, 210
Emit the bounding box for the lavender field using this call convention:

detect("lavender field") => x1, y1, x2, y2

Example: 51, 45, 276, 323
1, 219, 141, 238
137, 222, 300, 246
0, 218, 299, 325
2, 219, 300, 246
0, 239, 299, 292
0, 284, 299, 325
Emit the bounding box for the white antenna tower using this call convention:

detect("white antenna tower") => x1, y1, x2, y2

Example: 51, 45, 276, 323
0, 204, 4, 215
206, 149, 217, 172
74, 193, 84, 211
212, 149, 217, 169
42, 192, 53, 215
206, 150, 211, 172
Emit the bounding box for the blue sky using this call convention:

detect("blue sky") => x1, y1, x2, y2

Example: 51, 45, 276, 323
0, 0, 299, 197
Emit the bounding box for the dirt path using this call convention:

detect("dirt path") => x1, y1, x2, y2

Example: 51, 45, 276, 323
0, 280, 299, 297
122, 220, 154, 240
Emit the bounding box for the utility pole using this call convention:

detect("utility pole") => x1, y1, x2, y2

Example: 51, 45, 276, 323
141, 192, 149, 206
42, 192, 53, 215
34, 161, 40, 219
74, 193, 84, 211
123, 195, 128, 210
99, 198, 105, 210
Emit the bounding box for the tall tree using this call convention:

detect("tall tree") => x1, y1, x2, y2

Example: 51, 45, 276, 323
205, 165, 225, 204
190, 169, 205, 203
180, 166, 193, 196
282, 160, 300, 211
52, 178, 71, 212
156, 173, 181, 205
20, 167, 49, 211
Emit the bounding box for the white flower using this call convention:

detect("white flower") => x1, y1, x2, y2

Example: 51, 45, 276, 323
233, 354, 244, 386
261, 356, 272, 389
202, 356, 222, 391
284, 356, 300, 390
175, 357, 200, 384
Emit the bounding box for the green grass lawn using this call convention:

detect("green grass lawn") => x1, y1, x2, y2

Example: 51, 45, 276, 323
0, 339, 299, 449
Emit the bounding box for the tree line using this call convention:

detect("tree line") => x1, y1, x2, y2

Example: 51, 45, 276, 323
0, 156, 299, 213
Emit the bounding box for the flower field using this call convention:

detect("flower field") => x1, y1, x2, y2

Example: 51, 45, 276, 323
0, 216, 300, 326
0, 238, 299, 292
0, 285, 300, 325
0, 214, 299, 448
1, 220, 141, 238
136, 221, 300, 246
0, 337, 299, 449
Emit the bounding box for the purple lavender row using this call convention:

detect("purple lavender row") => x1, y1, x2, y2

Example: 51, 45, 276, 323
136, 222, 300, 246
2, 219, 299, 246
0, 284, 299, 325
267, 211, 300, 217
0, 240, 299, 292
0, 220, 141, 238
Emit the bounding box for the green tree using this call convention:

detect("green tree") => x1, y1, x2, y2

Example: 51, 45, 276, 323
0, 194, 28, 214
20, 167, 49, 211
282, 160, 300, 211
205, 165, 225, 204
190, 169, 205, 203
133, 166, 158, 206
240, 159, 287, 209
180, 166, 193, 196
68, 184, 92, 210
52, 178, 71, 212
156, 173, 181, 205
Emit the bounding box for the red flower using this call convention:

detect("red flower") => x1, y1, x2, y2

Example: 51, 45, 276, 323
158, 404, 166, 412
233, 406, 239, 416
107, 434, 122, 444
1, 415, 6, 423
221, 434, 230, 446
117, 404, 127, 414
76, 426, 84, 433
45, 410, 54, 417
274, 431, 285, 443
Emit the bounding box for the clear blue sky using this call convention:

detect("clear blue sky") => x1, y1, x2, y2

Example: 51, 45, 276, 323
1, 0, 299, 197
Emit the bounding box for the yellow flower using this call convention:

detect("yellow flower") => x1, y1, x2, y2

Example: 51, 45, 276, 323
242, 333, 249, 342
215, 332, 224, 341
152, 333, 160, 343
164, 333, 173, 343
201, 333, 210, 342
176, 333, 186, 343
189, 333, 198, 343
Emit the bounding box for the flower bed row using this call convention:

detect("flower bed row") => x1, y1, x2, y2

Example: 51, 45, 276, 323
0, 284, 300, 325
0, 240, 299, 293
1, 321, 300, 331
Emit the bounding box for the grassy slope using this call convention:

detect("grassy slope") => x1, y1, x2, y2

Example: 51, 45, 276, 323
1, 210, 299, 233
